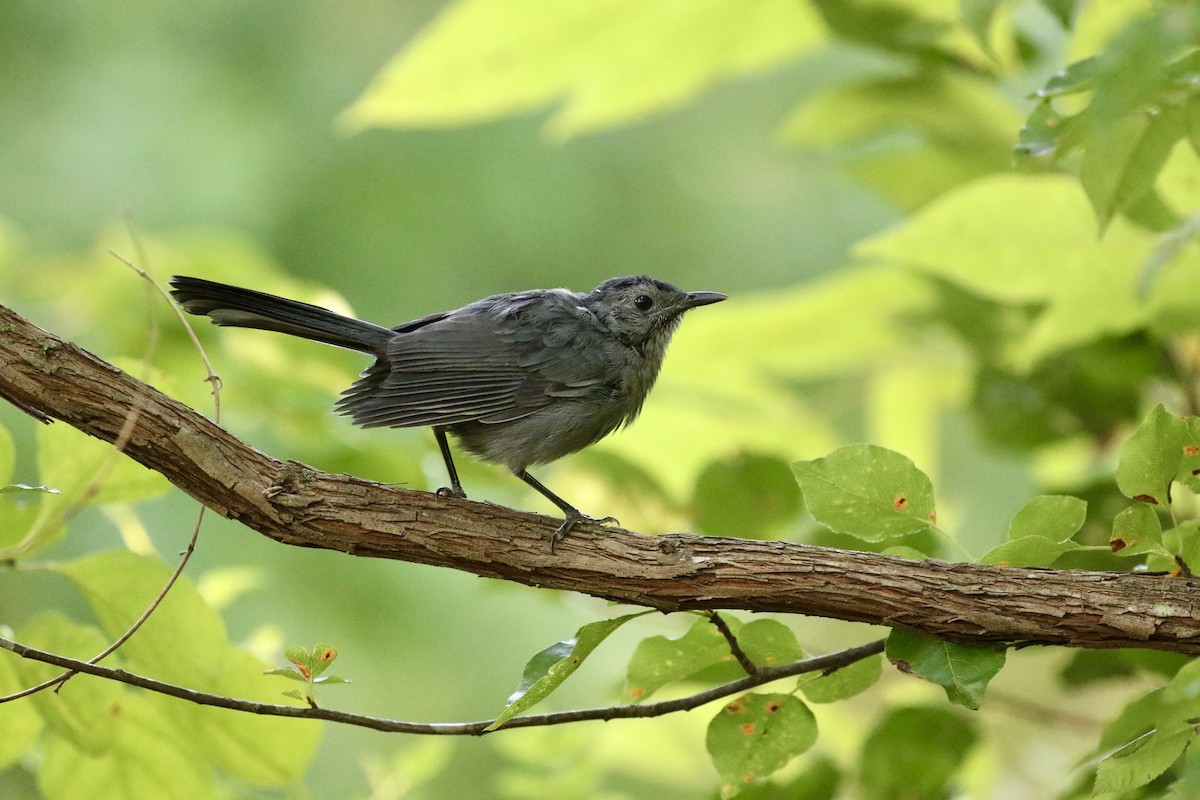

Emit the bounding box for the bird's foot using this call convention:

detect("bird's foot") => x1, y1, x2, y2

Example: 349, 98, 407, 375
436, 484, 467, 499
550, 511, 619, 553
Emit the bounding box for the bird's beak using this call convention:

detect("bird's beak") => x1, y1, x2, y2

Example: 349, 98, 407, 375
683, 291, 727, 309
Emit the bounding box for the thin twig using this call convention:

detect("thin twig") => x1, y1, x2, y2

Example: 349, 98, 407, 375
0, 635, 885, 734
0, 251, 220, 703
705, 611, 758, 675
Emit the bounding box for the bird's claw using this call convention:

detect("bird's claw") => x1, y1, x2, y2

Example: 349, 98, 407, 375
550, 511, 619, 553
436, 485, 467, 499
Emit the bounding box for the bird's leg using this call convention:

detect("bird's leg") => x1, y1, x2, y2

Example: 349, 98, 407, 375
516, 470, 618, 552
434, 427, 467, 499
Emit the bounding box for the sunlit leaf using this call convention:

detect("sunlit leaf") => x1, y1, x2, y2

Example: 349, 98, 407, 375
491, 612, 643, 729
979, 535, 1083, 568
981, 494, 1088, 566
55, 552, 320, 784
1116, 404, 1186, 506
857, 173, 1154, 368
792, 444, 937, 542
1007, 494, 1087, 540
1080, 108, 1185, 230
14, 613, 119, 757
344, 0, 825, 138
1110, 503, 1165, 557
38, 693, 215, 800
0, 422, 14, 485
0, 652, 43, 770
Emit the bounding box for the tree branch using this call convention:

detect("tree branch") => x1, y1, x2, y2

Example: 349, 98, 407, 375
0, 635, 886, 733
4, 303, 1200, 653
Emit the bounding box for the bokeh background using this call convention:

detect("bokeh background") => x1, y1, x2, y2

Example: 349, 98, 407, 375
2, 1, 1191, 798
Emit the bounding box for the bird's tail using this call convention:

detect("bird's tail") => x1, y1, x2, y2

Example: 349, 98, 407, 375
169, 276, 393, 354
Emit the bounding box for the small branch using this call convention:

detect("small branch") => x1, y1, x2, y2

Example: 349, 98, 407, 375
0, 635, 884, 733
706, 612, 758, 675
0, 257, 219, 703
4, 303, 1200, 653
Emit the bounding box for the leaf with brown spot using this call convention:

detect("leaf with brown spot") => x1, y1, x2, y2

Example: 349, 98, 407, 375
1117, 404, 1184, 507
706, 693, 817, 798
792, 445, 937, 543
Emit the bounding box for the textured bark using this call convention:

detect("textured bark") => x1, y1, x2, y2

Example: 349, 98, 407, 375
3, 304, 1200, 653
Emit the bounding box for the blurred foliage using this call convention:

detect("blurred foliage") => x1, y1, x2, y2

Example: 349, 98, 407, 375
4, 0, 1200, 798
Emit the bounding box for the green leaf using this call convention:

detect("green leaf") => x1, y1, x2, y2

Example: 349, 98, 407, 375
798, 654, 883, 704
15, 613, 121, 756
979, 491, 1094, 566
1117, 404, 1186, 506
1015, 101, 1085, 162
343, 0, 825, 138
783, 71, 1019, 209
979, 535, 1083, 568
860, 707, 977, 799
263, 668, 309, 684
491, 613, 643, 729
55, 552, 230, 686
758, 755, 840, 800
625, 614, 744, 702
1007, 494, 1087, 539
856, 173, 1154, 368
18, 421, 170, 556
1110, 503, 1165, 557
1037, 0, 1078, 29
1032, 56, 1100, 99
1081, 108, 1185, 230
1095, 726, 1192, 793
981, 494, 1089, 566
177, 648, 322, 785
693, 452, 801, 538
0, 651, 43, 770
0, 422, 14, 485
885, 629, 1005, 709
734, 619, 803, 669
267, 644, 347, 704
37, 413, 169, 508
1176, 415, 1200, 492
706, 693, 817, 798
282, 643, 339, 680
792, 444, 937, 541
0, 483, 60, 495
1090, 681, 1199, 794
55, 552, 320, 784
38, 693, 216, 800
959, 0, 1001, 57
1059, 650, 1190, 689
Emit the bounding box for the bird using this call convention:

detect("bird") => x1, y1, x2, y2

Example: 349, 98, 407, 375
168, 274, 726, 548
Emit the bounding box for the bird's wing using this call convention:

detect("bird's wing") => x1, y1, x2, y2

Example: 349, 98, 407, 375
336, 292, 618, 429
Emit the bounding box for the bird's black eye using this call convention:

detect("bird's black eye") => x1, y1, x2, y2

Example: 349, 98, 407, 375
634, 295, 654, 311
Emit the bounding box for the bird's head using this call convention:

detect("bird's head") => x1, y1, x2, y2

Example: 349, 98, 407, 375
586, 276, 725, 356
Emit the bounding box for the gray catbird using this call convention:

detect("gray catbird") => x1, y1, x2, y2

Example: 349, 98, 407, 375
168, 274, 725, 547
